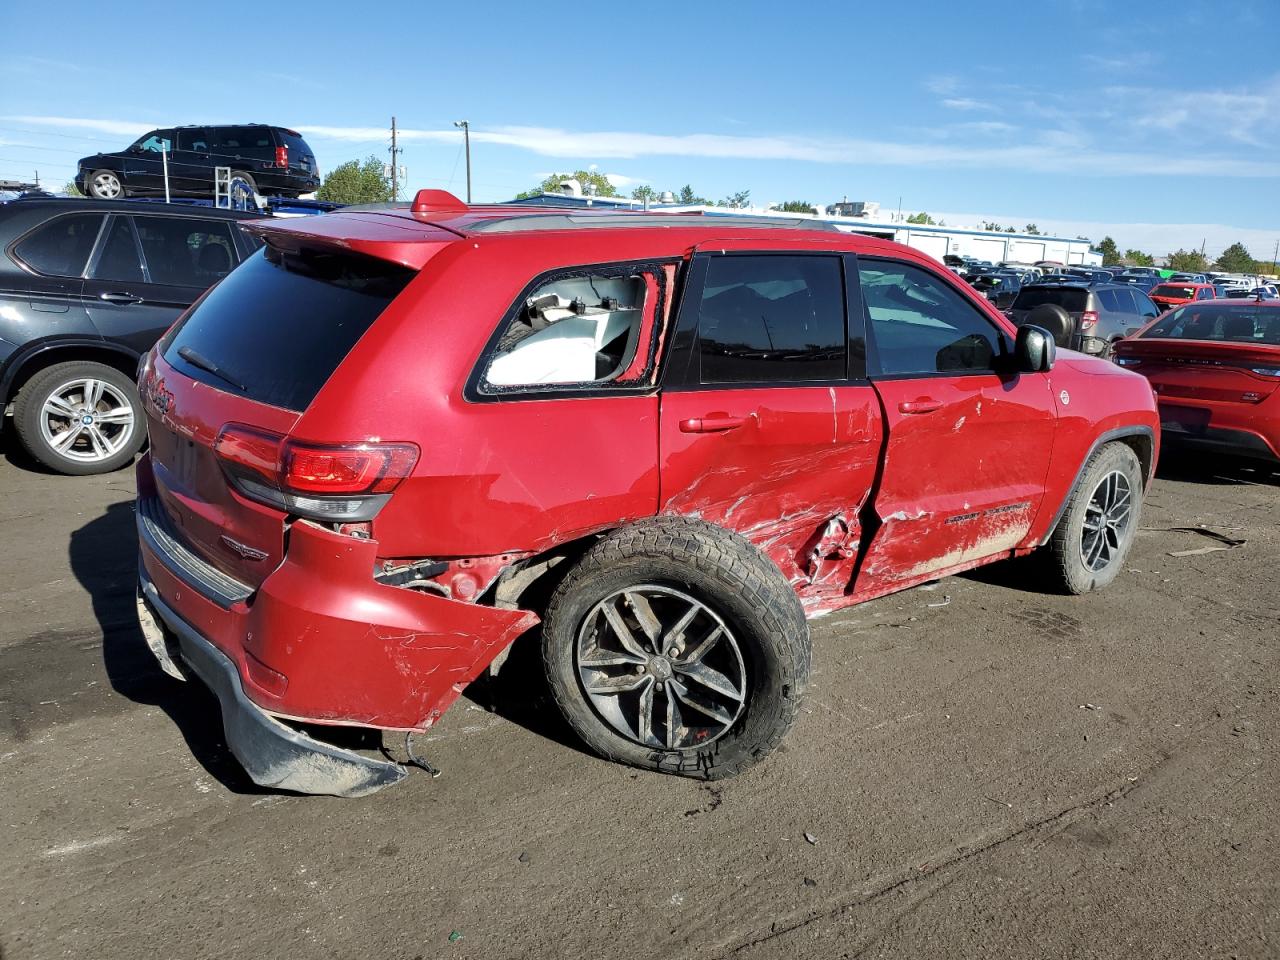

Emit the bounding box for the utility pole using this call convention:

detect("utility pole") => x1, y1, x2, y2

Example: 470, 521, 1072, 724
453, 120, 471, 203
389, 116, 402, 202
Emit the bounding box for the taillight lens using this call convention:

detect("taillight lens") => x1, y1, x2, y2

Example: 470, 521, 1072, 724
1080, 310, 1099, 331
283, 441, 419, 494
214, 423, 418, 521
275, 145, 288, 168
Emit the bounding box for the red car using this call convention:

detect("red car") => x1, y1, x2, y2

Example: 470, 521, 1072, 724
1149, 282, 1216, 313
1114, 299, 1280, 461
134, 191, 1159, 796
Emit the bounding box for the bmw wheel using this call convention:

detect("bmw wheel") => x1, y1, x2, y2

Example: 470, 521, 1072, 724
13, 361, 145, 475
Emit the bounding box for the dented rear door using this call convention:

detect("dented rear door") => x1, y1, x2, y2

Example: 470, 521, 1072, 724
658, 252, 882, 606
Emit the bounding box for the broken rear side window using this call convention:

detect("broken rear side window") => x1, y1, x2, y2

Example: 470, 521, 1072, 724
478, 262, 673, 395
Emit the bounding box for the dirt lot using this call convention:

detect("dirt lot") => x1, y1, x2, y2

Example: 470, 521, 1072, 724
0, 432, 1276, 960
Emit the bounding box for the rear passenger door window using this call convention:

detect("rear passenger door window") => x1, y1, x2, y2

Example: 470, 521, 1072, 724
694, 255, 848, 383
859, 260, 1010, 374
13, 213, 105, 277
1096, 288, 1124, 313
133, 216, 239, 286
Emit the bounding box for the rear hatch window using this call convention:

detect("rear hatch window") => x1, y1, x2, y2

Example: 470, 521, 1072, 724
1012, 287, 1088, 312
162, 246, 415, 412
1151, 284, 1198, 299
278, 129, 316, 166
1141, 305, 1280, 344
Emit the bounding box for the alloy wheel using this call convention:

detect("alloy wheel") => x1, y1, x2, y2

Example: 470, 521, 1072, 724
1081, 470, 1132, 572
37, 377, 136, 464
92, 172, 122, 199
575, 585, 747, 750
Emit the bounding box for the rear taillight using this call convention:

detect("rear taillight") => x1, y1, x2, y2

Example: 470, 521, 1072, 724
275, 145, 288, 168
214, 423, 418, 521
1080, 310, 1099, 331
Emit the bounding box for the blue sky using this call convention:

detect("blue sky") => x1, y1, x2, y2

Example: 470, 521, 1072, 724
2, 0, 1279, 258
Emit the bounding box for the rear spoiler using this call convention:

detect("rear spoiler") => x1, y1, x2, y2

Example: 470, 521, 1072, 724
240, 211, 459, 270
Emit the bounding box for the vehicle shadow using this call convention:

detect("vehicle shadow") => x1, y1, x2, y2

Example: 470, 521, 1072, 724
1155, 448, 1280, 487
67, 501, 265, 794
461, 628, 594, 758
1, 429, 59, 474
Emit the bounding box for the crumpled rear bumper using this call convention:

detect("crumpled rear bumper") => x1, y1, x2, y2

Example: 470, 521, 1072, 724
138, 569, 407, 798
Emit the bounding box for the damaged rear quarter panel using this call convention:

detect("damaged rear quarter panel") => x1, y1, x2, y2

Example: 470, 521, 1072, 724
243, 521, 537, 730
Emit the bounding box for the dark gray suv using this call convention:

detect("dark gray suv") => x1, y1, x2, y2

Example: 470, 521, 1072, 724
0, 199, 261, 474
1008, 282, 1160, 358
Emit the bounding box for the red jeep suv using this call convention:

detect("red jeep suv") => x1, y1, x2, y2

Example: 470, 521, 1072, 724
135, 192, 1160, 796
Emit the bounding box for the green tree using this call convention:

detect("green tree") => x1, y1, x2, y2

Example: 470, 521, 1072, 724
717, 189, 751, 209
1096, 236, 1122, 266
905, 211, 936, 225
1167, 249, 1210, 273
1215, 242, 1255, 273
62, 180, 83, 197
1124, 249, 1155, 266
316, 155, 393, 204
777, 200, 817, 214
1024, 223, 1041, 235
678, 184, 708, 204
515, 170, 618, 200
631, 185, 657, 202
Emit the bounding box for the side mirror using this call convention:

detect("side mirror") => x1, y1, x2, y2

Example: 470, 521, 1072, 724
1016, 324, 1055, 372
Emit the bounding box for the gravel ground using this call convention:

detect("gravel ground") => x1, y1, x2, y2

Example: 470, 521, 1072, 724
0, 434, 1275, 960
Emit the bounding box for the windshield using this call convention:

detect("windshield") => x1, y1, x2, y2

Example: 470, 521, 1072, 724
162, 246, 415, 411
1151, 284, 1198, 299
1140, 304, 1280, 344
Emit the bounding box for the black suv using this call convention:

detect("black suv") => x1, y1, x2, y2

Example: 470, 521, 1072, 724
78, 125, 320, 201
1008, 281, 1161, 358
0, 198, 262, 474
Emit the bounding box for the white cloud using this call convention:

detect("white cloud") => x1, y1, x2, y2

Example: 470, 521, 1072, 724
603, 172, 646, 188
941, 98, 997, 112
12, 114, 1280, 180
3, 115, 151, 137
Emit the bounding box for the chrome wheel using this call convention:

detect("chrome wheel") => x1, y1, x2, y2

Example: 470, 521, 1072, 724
37, 377, 136, 464
91, 171, 122, 199
1081, 470, 1132, 572
575, 585, 747, 750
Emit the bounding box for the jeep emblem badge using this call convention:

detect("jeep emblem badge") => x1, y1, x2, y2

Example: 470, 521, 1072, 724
1059, 390, 1070, 406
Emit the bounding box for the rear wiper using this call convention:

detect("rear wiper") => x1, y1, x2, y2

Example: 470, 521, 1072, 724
177, 346, 246, 392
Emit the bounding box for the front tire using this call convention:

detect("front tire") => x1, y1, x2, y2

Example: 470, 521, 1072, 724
87, 169, 124, 199
1045, 442, 1144, 594
13, 361, 145, 475
541, 517, 810, 779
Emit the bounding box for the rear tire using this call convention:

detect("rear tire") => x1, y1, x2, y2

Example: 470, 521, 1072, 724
13, 361, 144, 475
541, 517, 810, 779
1044, 442, 1144, 594
87, 169, 124, 200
